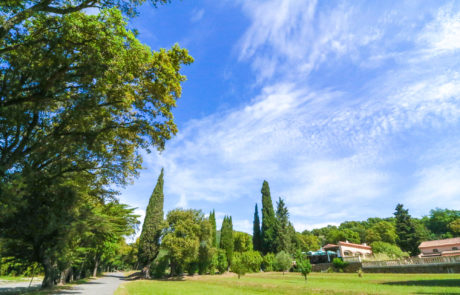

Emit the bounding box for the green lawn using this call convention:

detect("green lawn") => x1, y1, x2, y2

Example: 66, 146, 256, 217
115, 272, 460, 295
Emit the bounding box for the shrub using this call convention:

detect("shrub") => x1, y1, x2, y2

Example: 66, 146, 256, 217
216, 249, 228, 274
241, 250, 262, 273
262, 253, 275, 271
186, 262, 198, 275
151, 255, 169, 278
274, 251, 292, 275
370, 241, 409, 259
332, 258, 348, 272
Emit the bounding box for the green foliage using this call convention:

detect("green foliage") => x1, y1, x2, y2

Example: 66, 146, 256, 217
138, 169, 165, 275
365, 221, 397, 244
252, 204, 262, 252
261, 181, 277, 254
186, 262, 198, 276
296, 256, 312, 281
230, 253, 247, 279
274, 198, 295, 253
234, 231, 253, 253
296, 233, 320, 252
216, 249, 228, 274
326, 228, 360, 244
394, 204, 420, 256
151, 252, 169, 279
262, 253, 275, 271
219, 216, 233, 267
209, 210, 217, 248
370, 241, 408, 259
422, 208, 460, 239
241, 250, 263, 273
332, 258, 348, 272
449, 219, 460, 235
161, 209, 209, 276
274, 251, 292, 274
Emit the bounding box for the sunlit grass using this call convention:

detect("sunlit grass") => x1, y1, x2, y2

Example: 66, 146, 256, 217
115, 272, 460, 295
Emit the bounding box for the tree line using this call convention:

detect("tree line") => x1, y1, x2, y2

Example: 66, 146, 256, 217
137, 175, 459, 279
0, 0, 192, 288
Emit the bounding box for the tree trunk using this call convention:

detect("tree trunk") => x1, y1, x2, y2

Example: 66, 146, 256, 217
69, 268, 74, 283
42, 257, 57, 289
92, 257, 99, 277
59, 267, 71, 285
142, 265, 151, 279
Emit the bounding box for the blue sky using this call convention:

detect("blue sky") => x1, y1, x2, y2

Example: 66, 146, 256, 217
118, 0, 460, 235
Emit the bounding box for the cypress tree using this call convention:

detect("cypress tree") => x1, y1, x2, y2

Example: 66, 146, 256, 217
261, 180, 276, 254
220, 216, 234, 267
252, 204, 262, 252
394, 203, 420, 256
274, 197, 292, 253
138, 168, 165, 278
209, 210, 217, 247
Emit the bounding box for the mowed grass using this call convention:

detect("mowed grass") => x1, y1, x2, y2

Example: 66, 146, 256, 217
115, 272, 460, 295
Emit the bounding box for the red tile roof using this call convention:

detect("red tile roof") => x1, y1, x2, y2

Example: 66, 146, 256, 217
338, 241, 372, 250
419, 237, 460, 248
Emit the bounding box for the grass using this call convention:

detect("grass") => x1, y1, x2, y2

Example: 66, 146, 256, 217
114, 272, 460, 295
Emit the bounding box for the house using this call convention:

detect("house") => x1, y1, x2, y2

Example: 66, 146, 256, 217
323, 241, 373, 258
418, 237, 460, 257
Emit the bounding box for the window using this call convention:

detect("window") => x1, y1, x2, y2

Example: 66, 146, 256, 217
433, 249, 439, 253
344, 251, 352, 256
453, 247, 458, 251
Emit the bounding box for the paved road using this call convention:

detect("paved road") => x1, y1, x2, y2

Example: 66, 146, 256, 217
0, 278, 42, 293
56, 272, 127, 295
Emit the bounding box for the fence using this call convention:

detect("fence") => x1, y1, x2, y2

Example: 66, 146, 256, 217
362, 255, 460, 268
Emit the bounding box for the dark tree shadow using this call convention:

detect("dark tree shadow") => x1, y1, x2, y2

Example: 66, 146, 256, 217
383, 279, 460, 287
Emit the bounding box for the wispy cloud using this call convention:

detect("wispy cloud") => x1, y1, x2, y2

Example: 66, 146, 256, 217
121, 1, 460, 234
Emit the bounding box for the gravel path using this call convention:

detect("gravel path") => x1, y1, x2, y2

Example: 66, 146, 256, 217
55, 272, 126, 295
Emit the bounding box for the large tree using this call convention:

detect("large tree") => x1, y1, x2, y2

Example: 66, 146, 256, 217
138, 169, 165, 278
394, 204, 420, 256
260, 181, 276, 254
252, 204, 261, 252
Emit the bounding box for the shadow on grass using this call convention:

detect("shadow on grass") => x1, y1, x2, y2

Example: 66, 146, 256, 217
120, 272, 186, 282
382, 279, 460, 287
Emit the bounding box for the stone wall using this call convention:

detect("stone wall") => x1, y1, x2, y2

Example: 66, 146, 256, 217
363, 263, 460, 273
312, 262, 362, 273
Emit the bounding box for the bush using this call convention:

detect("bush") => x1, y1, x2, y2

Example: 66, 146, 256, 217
262, 253, 275, 271
370, 241, 409, 259
151, 255, 169, 279
240, 250, 262, 273
332, 258, 348, 272
186, 262, 198, 275
274, 251, 292, 274
216, 249, 228, 274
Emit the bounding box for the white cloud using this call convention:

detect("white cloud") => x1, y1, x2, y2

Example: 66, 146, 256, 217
121, 1, 460, 230
190, 8, 205, 23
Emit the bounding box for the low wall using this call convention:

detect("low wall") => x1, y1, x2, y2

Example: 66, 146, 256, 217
312, 262, 361, 273
363, 263, 460, 273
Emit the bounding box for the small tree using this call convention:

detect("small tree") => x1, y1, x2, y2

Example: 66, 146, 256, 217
274, 251, 292, 275
230, 253, 247, 279
297, 257, 312, 282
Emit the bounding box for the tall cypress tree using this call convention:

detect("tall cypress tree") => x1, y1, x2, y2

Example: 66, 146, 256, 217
261, 180, 276, 254
220, 216, 234, 267
209, 210, 217, 247
394, 203, 420, 256
274, 197, 292, 253
252, 204, 262, 252
138, 168, 165, 278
